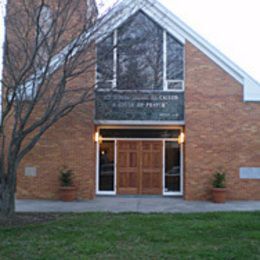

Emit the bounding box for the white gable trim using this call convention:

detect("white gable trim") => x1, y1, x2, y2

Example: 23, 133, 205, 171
244, 78, 260, 102
100, 0, 260, 102
141, 8, 185, 44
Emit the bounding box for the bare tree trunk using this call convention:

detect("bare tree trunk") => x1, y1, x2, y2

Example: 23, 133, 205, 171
0, 164, 16, 217
0, 0, 120, 219
0, 183, 15, 217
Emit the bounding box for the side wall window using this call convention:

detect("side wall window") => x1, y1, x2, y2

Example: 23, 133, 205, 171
38, 5, 52, 35
36, 5, 53, 66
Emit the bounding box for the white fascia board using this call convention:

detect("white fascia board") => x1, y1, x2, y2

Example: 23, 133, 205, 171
141, 6, 185, 44
244, 77, 260, 102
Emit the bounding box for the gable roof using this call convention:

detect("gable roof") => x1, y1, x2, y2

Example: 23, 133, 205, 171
98, 0, 260, 102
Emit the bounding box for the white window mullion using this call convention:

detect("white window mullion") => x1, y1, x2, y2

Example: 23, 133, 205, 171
95, 136, 100, 194
162, 140, 165, 194
180, 143, 184, 195
163, 30, 167, 91
113, 30, 118, 89
114, 140, 117, 193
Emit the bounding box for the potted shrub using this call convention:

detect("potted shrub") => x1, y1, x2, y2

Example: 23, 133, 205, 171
59, 167, 76, 201
212, 168, 227, 203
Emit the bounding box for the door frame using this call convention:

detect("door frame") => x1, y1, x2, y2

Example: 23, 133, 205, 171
95, 126, 184, 196
162, 140, 184, 196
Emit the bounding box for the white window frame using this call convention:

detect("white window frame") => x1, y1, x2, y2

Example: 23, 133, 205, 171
162, 140, 184, 196
166, 80, 185, 92
95, 31, 117, 90
96, 139, 117, 195
112, 30, 118, 89
164, 30, 185, 92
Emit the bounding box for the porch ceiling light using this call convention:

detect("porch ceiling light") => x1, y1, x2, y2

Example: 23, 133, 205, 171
178, 132, 185, 144
95, 132, 103, 143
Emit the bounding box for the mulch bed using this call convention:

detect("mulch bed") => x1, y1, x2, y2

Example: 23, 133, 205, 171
0, 213, 63, 227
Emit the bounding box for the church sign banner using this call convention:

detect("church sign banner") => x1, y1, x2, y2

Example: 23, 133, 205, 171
95, 90, 184, 122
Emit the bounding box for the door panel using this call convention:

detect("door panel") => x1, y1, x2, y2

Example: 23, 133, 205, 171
117, 141, 139, 194
117, 141, 162, 195
140, 141, 162, 194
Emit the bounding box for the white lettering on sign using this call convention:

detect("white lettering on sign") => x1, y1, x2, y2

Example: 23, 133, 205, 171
103, 93, 179, 102
111, 101, 167, 109
95, 90, 184, 121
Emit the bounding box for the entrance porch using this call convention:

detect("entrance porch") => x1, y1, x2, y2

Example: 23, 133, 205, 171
96, 127, 184, 196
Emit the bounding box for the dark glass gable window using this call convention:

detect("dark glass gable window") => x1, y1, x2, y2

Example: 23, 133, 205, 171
96, 34, 114, 89
167, 34, 184, 80
117, 11, 163, 90
96, 11, 184, 91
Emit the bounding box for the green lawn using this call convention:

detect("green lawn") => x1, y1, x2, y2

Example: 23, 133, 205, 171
0, 212, 259, 259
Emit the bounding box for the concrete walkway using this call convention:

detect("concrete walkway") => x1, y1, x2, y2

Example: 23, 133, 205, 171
16, 197, 260, 213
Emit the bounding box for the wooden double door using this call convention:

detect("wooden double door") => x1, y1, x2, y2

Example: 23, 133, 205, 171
117, 141, 163, 195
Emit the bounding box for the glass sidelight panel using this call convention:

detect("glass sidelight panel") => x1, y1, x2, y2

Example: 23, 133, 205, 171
165, 142, 181, 193
99, 141, 115, 191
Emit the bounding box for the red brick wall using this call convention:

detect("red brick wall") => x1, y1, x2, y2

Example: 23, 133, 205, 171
16, 101, 96, 200
184, 41, 260, 200
10, 0, 98, 200
16, 44, 97, 200
16, 41, 260, 201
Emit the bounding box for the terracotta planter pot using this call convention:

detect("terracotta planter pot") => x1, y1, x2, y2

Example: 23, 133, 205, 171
59, 186, 77, 202
212, 188, 226, 203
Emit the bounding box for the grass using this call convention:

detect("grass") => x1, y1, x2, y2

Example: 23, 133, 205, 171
0, 212, 259, 259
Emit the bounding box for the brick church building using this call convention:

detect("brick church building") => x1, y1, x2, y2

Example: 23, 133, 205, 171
13, 0, 260, 201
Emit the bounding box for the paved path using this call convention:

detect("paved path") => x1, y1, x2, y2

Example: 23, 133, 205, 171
16, 197, 260, 213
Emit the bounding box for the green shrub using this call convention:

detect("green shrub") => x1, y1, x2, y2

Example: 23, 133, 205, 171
59, 167, 74, 187
212, 168, 226, 188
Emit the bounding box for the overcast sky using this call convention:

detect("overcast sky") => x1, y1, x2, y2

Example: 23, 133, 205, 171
1, 0, 260, 83
99, 0, 260, 83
